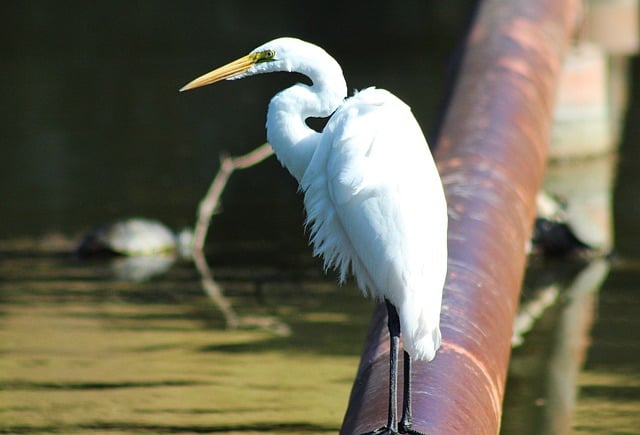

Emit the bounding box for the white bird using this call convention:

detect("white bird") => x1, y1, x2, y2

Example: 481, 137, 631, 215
180, 37, 448, 435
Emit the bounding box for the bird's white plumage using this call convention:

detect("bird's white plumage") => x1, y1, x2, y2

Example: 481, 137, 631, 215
260, 38, 447, 362
301, 87, 446, 360
183, 37, 447, 362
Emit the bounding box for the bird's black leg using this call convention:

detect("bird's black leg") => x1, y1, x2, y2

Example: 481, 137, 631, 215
385, 300, 400, 432
361, 300, 401, 435
399, 352, 413, 432
399, 352, 428, 434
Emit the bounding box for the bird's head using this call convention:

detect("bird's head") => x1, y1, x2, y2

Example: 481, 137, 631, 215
180, 37, 337, 92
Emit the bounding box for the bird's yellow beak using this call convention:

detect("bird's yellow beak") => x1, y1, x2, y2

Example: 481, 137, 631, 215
180, 54, 256, 92
180, 50, 275, 92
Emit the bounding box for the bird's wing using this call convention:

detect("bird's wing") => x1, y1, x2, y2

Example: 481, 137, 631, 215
301, 87, 447, 360
304, 88, 447, 303
337, 88, 447, 360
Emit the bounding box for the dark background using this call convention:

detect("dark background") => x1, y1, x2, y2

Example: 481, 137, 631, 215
1, 1, 476, 254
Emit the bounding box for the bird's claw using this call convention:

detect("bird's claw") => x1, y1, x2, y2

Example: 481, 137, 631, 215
360, 425, 428, 435
399, 423, 429, 435
360, 428, 400, 435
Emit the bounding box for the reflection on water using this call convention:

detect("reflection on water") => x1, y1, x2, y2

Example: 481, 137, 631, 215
503, 258, 611, 434
3, 226, 640, 434
3, 236, 640, 433
502, 254, 640, 434
0, 237, 371, 433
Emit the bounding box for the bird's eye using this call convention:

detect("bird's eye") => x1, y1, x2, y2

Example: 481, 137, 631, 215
255, 49, 275, 63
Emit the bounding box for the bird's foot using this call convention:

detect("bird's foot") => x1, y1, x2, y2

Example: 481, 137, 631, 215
360, 425, 428, 435
360, 427, 400, 435
399, 421, 428, 435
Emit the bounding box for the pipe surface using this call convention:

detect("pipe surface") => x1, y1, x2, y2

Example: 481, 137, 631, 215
340, 0, 581, 433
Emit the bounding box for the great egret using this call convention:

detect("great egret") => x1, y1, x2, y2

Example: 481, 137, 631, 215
180, 37, 448, 435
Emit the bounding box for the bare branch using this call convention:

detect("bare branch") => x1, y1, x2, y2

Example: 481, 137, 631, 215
192, 143, 274, 254
190, 142, 276, 330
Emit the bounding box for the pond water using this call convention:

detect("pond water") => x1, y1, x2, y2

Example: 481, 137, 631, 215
1, 237, 368, 433
2, 2, 640, 434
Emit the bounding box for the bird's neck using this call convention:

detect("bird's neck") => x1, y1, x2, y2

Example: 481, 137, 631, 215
266, 76, 346, 182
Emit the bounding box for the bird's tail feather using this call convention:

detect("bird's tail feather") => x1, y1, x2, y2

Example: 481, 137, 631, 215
399, 305, 442, 361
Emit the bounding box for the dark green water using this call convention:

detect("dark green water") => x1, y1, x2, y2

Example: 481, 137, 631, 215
2, 2, 640, 433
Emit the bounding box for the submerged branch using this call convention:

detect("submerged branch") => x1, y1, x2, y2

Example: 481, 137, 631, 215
191, 142, 282, 332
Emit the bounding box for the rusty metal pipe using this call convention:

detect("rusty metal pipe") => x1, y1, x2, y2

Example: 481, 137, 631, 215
341, 0, 581, 433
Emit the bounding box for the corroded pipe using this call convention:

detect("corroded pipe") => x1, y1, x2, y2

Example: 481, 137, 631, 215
341, 0, 581, 433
